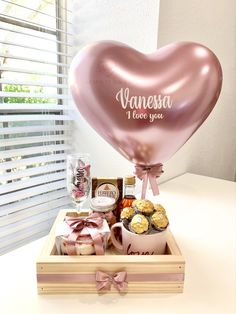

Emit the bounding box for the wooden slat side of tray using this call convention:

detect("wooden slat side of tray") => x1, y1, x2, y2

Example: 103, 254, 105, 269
37, 261, 184, 274
37, 258, 184, 274
38, 282, 184, 294
37, 248, 184, 265
165, 229, 183, 256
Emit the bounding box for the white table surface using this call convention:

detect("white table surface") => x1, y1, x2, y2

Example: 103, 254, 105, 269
0, 173, 236, 314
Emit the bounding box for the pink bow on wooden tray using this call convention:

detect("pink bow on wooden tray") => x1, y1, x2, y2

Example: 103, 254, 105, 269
95, 271, 128, 292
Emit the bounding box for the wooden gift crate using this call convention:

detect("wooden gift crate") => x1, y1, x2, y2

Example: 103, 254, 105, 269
36, 210, 185, 294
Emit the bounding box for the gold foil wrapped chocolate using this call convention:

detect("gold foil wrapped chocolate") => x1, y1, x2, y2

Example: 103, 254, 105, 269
133, 199, 154, 215
130, 214, 149, 234
151, 211, 169, 230
120, 207, 135, 220
132, 199, 138, 207
154, 204, 166, 215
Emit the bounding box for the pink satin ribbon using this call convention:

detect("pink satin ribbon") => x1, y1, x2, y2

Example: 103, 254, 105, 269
95, 271, 128, 292
134, 163, 163, 199
38, 273, 184, 283
37, 272, 184, 293
65, 213, 104, 255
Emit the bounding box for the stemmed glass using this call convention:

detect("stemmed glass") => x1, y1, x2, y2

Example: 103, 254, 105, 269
67, 153, 91, 212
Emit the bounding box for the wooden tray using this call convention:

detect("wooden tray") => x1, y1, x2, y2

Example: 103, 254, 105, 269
36, 210, 185, 294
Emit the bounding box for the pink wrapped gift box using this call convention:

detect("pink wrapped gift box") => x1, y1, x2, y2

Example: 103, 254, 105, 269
55, 212, 110, 255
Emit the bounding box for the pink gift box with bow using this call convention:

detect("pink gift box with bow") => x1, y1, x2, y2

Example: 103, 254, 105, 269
55, 212, 110, 256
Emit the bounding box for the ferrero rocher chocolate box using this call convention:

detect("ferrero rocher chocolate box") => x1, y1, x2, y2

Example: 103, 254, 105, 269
92, 177, 123, 209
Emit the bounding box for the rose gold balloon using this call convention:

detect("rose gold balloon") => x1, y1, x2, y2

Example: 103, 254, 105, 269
69, 41, 222, 166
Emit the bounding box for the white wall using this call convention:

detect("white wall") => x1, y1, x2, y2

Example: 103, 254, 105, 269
158, 0, 236, 181
71, 0, 161, 190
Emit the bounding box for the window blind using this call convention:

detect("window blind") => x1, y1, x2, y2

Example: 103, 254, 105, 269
0, 0, 73, 254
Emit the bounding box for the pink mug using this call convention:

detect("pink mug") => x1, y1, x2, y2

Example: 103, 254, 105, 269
110, 222, 168, 255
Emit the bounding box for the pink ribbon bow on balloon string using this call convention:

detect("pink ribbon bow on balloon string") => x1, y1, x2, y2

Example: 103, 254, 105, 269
95, 271, 128, 292
65, 213, 104, 255
134, 163, 164, 199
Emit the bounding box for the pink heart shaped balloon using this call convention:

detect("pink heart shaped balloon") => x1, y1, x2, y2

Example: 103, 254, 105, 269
69, 41, 222, 166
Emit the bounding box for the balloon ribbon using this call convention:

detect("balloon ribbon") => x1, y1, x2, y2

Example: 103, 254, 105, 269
134, 163, 163, 199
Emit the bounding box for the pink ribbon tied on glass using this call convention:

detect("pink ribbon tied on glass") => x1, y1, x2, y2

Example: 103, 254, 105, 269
95, 271, 128, 292
134, 163, 163, 199
65, 213, 104, 255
